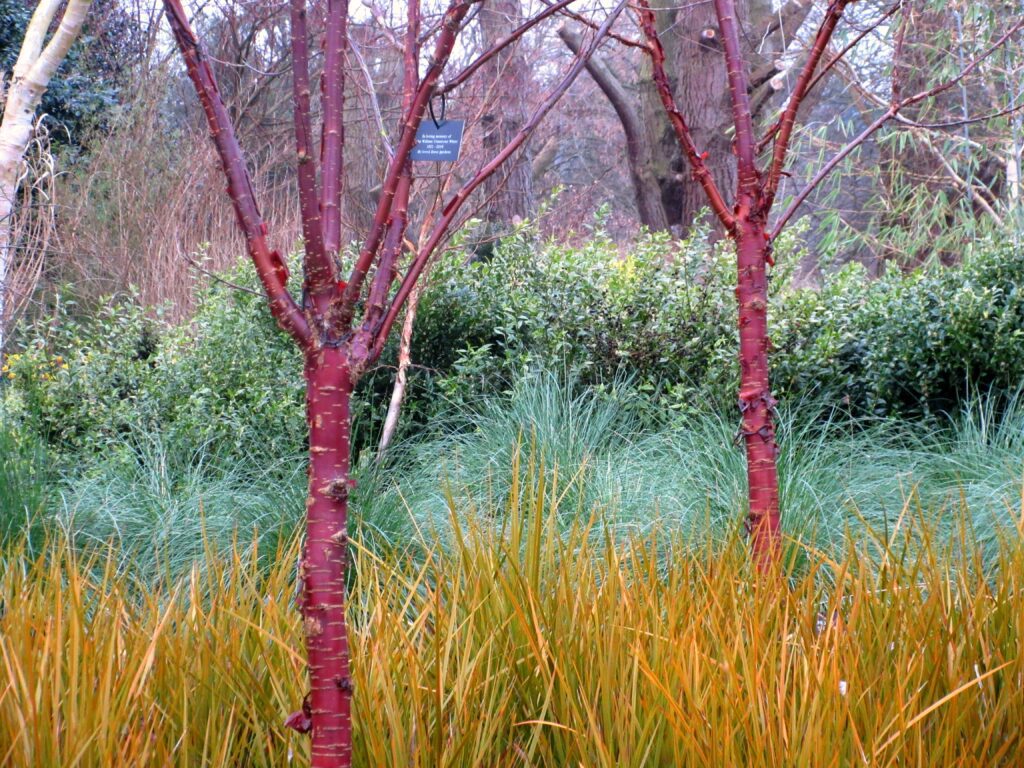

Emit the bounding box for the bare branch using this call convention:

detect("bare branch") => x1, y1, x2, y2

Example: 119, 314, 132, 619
289, 0, 331, 298
320, 0, 350, 257
373, 0, 630, 357
336, 0, 477, 330
438, 0, 577, 96
763, 0, 852, 211
713, 0, 757, 196
758, 3, 900, 155
162, 0, 310, 346
770, 15, 1024, 237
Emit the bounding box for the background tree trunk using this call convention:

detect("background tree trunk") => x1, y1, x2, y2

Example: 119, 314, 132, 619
0, 0, 91, 349
479, 0, 533, 224
572, 0, 811, 235
559, 25, 668, 230
637, 3, 736, 233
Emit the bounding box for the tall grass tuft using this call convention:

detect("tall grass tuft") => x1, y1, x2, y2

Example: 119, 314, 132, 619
0, 423, 49, 553
54, 429, 306, 583
2, 456, 1024, 766
359, 376, 1023, 563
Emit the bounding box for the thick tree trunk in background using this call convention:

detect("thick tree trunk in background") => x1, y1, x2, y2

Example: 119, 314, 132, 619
570, 0, 811, 235
559, 26, 668, 231
0, 0, 92, 349
638, 3, 735, 234
302, 345, 355, 766
480, 0, 533, 223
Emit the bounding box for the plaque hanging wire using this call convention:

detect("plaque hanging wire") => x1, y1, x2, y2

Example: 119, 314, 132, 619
429, 92, 447, 128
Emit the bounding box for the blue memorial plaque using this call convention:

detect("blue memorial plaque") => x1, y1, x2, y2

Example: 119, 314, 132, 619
410, 120, 465, 161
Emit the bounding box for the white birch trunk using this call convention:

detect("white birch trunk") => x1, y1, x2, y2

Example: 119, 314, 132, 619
0, 0, 91, 350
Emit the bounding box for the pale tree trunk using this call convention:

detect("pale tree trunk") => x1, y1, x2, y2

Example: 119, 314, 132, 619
377, 282, 421, 457
0, 0, 92, 350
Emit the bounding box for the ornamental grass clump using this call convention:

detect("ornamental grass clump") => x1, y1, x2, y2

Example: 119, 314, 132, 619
1, 462, 1023, 766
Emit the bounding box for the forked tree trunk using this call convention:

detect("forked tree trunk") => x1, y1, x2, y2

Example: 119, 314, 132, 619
163, 0, 627, 759
302, 345, 355, 765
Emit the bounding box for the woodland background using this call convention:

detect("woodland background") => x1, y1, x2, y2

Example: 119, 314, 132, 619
3, 2, 1024, 764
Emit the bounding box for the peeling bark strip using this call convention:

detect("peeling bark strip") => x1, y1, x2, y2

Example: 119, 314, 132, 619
635, 0, 1023, 567
0, 0, 92, 350
161, 0, 623, 763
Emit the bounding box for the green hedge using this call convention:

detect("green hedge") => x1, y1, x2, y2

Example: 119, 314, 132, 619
3, 228, 1023, 464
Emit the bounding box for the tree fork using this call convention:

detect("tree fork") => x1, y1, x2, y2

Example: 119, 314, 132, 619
164, 0, 623, 761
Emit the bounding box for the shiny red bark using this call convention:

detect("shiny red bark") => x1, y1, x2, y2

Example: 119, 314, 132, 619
162, 0, 624, 762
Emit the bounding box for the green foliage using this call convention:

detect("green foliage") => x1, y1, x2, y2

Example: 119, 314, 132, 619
0, 0, 142, 145
0, 420, 49, 553
3, 296, 161, 453
412, 228, 1024, 420
421, 226, 743, 408
5, 226, 1024, 476
776, 242, 1024, 415
4, 230, 1023, 469
149, 267, 307, 463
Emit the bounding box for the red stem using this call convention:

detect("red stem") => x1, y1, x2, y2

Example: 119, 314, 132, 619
770, 15, 1023, 238
757, 3, 900, 156
713, 0, 757, 194
303, 347, 354, 767
713, 0, 780, 565
763, 0, 851, 211
735, 222, 780, 568
162, 0, 310, 347
636, 0, 735, 233
289, 0, 332, 300
320, 0, 349, 257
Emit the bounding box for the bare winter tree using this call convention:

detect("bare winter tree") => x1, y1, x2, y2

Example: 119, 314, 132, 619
636, 0, 1022, 565
161, 0, 624, 763
0, 0, 92, 350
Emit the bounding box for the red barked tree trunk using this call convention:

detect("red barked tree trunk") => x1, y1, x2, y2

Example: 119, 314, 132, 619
162, 0, 625, 762
637, 0, 1022, 566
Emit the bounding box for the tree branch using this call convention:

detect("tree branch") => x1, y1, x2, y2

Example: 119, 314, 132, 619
559, 23, 667, 229
438, 0, 577, 96
637, 0, 736, 233
372, 0, 629, 358
163, 0, 310, 347
713, 0, 757, 197
758, 2, 899, 155
320, 0, 349, 257
289, 0, 332, 299
763, 0, 852, 211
